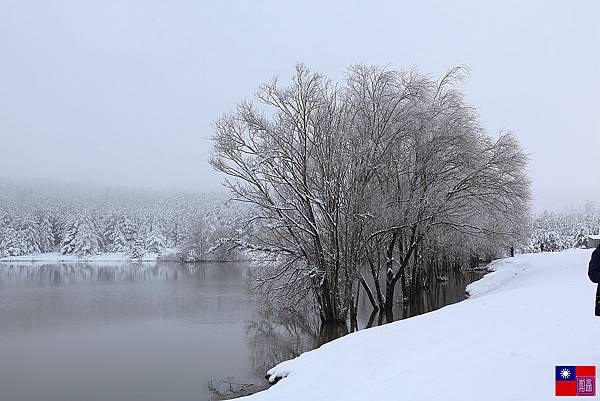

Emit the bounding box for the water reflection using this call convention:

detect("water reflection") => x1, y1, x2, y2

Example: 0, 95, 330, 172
0, 262, 242, 287
246, 307, 319, 379
0, 263, 252, 337
0, 262, 484, 401
358, 268, 486, 326
245, 268, 486, 377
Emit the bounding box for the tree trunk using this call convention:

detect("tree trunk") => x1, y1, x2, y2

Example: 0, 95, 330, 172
383, 233, 399, 322
359, 274, 378, 311
318, 277, 336, 323
367, 256, 385, 310
317, 274, 347, 324
384, 281, 396, 323
350, 283, 359, 332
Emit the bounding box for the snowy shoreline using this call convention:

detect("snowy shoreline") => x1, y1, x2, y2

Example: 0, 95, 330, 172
242, 249, 599, 401
0, 251, 254, 264
0, 252, 165, 263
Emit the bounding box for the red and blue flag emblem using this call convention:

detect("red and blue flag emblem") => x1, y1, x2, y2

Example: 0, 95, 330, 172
555, 366, 595, 396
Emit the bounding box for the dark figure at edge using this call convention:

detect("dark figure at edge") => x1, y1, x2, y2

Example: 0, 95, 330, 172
588, 244, 600, 316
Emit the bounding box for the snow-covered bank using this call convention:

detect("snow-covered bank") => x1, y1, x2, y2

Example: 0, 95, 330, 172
0, 251, 169, 263
244, 250, 599, 401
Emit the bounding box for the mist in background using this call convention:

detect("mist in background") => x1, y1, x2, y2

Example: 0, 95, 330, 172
1, 0, 598, 212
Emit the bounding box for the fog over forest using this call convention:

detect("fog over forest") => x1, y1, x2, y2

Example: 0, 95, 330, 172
0, 178, 250, 261
1, 0, 598, 212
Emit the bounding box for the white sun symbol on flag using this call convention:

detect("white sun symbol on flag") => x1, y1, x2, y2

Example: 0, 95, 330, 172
560, 368, 571, 379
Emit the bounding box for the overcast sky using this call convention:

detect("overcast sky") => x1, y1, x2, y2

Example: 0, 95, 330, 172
0, 0, 598, 212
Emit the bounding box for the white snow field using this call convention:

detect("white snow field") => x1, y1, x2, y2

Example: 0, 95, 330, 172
244, 249, 600, 401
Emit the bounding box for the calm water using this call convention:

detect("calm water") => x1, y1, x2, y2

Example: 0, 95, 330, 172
0, 262, 484, 401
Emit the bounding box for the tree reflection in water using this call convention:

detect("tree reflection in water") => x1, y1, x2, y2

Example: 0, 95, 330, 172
246, 302, 355, 380
246, 305, 317, 379
246, 266, 486, 383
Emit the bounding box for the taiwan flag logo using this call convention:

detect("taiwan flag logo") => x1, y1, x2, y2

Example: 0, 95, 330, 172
555, 366, 596, 396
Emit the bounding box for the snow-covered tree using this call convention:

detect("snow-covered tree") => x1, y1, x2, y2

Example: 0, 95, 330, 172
0, 226, 22, 256
130, 235, 146, 259
70, 218, 101, 256
103, 213, 130, 253
211, 64, 531, 323
35, 212, 54, 252
144, 222, 166, 254
59, 218, 79, 255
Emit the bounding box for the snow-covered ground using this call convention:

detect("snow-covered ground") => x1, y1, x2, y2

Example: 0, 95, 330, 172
0, 250, 178, 263
244, 249, 599, 401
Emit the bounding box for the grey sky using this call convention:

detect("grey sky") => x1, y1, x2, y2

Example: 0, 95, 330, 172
1, 0, 598, 212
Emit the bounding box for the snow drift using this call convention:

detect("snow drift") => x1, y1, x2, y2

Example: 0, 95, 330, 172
243, 249, 599, 401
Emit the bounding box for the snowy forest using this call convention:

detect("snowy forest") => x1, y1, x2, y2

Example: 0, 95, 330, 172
0, 179, 249, 261
525, 202, 600, 253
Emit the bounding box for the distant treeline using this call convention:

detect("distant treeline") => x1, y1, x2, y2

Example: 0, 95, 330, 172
524, 203, 600, 252
0, 179, 249, 261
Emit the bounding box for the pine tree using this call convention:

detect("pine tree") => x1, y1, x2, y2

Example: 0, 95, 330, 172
59, 218, 79, 255
71, 219, 100, 256
15, 216, 41, 254
36, 212, 54, 252
0, 226, 21, 256
145, 223, 166, 254
103, 213, 129, 253
130, 234, 146, 259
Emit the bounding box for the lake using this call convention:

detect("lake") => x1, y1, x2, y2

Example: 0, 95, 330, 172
0, 262, 484, 401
